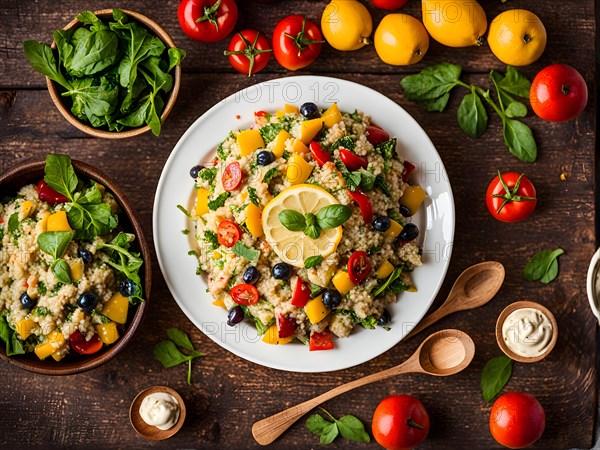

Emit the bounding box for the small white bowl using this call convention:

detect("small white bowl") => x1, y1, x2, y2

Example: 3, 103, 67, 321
586, 247, 600, 323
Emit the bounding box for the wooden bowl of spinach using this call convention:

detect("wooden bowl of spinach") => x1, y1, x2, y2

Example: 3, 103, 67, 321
23, 9, 185, 138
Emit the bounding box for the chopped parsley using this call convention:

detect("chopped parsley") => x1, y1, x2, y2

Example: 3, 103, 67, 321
32, 306, 52, 317
259, 123, 282, 144
330, 136, 355, 152
208, 192, 230, 210
37, 280, 47, 295
199, 167, 218, 185
203, 230, 219, 250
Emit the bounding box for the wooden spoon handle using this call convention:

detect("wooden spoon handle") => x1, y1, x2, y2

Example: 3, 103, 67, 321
252, 360, 420, 445
403, 306, 452, 341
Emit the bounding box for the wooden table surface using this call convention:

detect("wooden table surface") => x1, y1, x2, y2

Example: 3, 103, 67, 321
0, 1, 596, 449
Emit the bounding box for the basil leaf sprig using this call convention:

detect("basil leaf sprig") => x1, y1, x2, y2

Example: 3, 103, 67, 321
304, 255, 323, 269
481, 355, 513, 402
523, 248, 564, 284
279, 204, 352, 240
154, 327, 204, 385
401, 63, 537, 163
306, 408, 370, 445
37, 230, 76, 284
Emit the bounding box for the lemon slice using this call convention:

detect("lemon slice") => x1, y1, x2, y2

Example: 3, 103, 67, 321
262, 184, 343, 268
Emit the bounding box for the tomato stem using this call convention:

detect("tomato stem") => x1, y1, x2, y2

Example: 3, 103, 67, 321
224, 32, 272, 77
283, 17, 324, 57
197, 0, 223, 31
490, 170, 536, 214
407, 419, 425, 430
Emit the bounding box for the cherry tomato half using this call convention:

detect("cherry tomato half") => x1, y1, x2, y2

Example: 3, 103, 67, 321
178, 0, 238, 42
309, 141, 331, 167
372, 395, 430, 450
490, 392, 545, 449
402, 161, 416, 183
222, 161, 243, 191
230, 283, 259, 305
486, 171, 537, 223
348, 251, 371, 284
371, 0, 409, 10
276, 313, 297, 338
225, 30, 272, 76
365, 125, 390, 146
291, 277, 310, 307
272, 15, 323, 71
36, 180, 69, 204
70, 331, 103, 355
339, 149, 368, 171
347, 188, 373, 223
309, 329, 334, 351
217, 220, 241, 247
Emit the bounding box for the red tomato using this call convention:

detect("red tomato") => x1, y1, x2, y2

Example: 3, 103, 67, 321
530, 64, 588, 122
222, 161, 243, 191
309, 141, 331, 167
490, 392, 545, 449
217, 220, 241, 247
225, 30, 272, 76
347, 188, 373, 223
178, 0, 238, 42
291, 277, 310, 307
276, 313, 297, 338
70, 331, 103, 355
36, 180, 69, 204
339, 149, 368, 171
486, 171, 537, 223
402, 161, 416, 182
348, 251, 371, 284
371, 0, 409, 10
366, 125, 390, 146
309, 329, 334, 351
372, 395, 430, 450
230, 283, 259, 305
272, 15, 323, 71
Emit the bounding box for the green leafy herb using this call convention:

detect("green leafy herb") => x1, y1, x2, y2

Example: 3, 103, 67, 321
457, 90, 488, 138
481, 355, 513, 402
254, 317, 274, 336
154, 327, 204, 385
232, 241, 260, 264
523, 248, 565, 284
32, 306, 52, 317
8, 213, 19, 234
0, 312, 26, 356
374, 138, 398, 160
37, 280, 47, 295
304, 255, 323, 269
44, 154, 78, 199
330, 136, 356, 152
208, 192, 230, 210
92, 310, 111, 323
199, 167, 218, 185
306, 409, 370, 445
51, 259, 72, 284
23, 40, 72, 90
37, 231, 75, 260
309, 283, 324, 298
344, 168, 376, 192
262, 167, 279, 184
203, 230, 219, 250
259, 123, 282, 144
400, 62, 462, 112
278, 210, 306, 232
375, 174, 391, 197
177, 204, 192, 218
316, 205, 352, 229
372, 267, 404, 297
247, 186, 260, 206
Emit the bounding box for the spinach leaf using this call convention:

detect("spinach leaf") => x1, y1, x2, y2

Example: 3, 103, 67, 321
44, 154, 78, 200
504, 101, 528, 118
316, 204, 352, 229
51, 258, 72, 284
53, 29, 74, 70
66, 201, 118, 240
503, 119, 537, 163
23, 40, 72, 90
154, 327, 203, 385
64, 75, 120, 119
140, 56, 173, 93
400, 62, 462, 112
37, 231, 75, 260
168, 47, 186, 72
330, 136, 355, 152
68, 17, 119, 77
8, 213, 19, 234
375, 174, 391, 196
457, 91, 488, 138
278, 210, 306, 232
166, 327, 195, 352
0, 313, 26, 356
523, 248, 564, 283
306, 409, 370, 445
372, 267, 403, 297
232, 241, 260, 264
481, 355, 513, 402
498, 66, 531, 98
357, 168, 376, 191
304, 255, 323, 269
336, 415, 371, 443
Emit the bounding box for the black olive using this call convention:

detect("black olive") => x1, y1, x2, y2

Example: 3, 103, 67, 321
272, 262, 292, 280
190, 165, 202, 178
243, 266, 260, 285
372, 216, 391, 232
400, 205, 412, 217
119, 278, 138, 297
227, 306, 244, 326
20, 292, 36, 309
257, 151, 275, 166
377, 309, 391, 326
322, 289, 342, 308
300, 102, 321, 119
77, 292, 99, 312
77, 248, 93, 264
399, 223, 419, 242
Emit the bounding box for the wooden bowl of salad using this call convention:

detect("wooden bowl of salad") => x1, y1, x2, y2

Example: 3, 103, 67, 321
24, 9, 183, 139
0, 156, 151, 375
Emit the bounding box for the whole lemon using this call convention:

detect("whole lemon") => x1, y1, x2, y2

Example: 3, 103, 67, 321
375, 14, 429, 66
321, 0, 373, 51
488, 9, 547, 66
422, 0, 487, 47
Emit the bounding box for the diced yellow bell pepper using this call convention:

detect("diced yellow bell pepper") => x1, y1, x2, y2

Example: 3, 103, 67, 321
305, 295, 330, 324
299, 118, 323, 144
376, 260, 395, 279
213, 251, 222, 260
21, 200, 35, 219
284, 103, 299, 114
237, 129, 265, 156
262, 324, 294, 345
69, 258, 84, 281
34, 330, 66, 360
275, 110, 285, 118
212, 298, 226, 308
291, 139, 309, 154
51, 347, 68, 361
37, 211, 51, 233
332, 270, 354, 295
273, 129, 292, 158
16, 318, 36, 340
195, 188, 210, 216
322, 103, 343, 128
400, 185, 427, 216
96, 322, 119, 345
385, 220, 404, 239
47, 210, 72, 232
286, 154, 313, 185
241, 191, 249, 201
245, 203, 264, 238
101, 292, 129, 324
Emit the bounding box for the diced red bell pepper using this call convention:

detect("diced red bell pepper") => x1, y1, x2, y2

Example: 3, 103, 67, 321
291, 277, 310, 308
347, 188, 373, 223
339, 149, 368, 171
309, 329, 334, 351
402, 161, 416, 182
276, 313, 297, 338
70, 331, 103, 355
36, 180, 69, 204
309, 141, 331, 167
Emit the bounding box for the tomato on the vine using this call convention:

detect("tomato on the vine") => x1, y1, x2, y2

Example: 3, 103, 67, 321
178, 0, 238, 42
490, 392, 545, 449
225, 30, 272, 76
348, 251, 371, 284
486, 171, 537, 223
371, 0, 409, 10
217, 220, 241, 247
372, 395, 430, 450
230, 283, 259, 305
70, 331, 103, 355
272, 15, 323, 71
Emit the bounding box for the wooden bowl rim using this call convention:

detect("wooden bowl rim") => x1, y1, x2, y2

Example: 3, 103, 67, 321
0, 158, 151, 375
45, 8, 181, 139
129, 386, 186, 440
495, 300, 558, 363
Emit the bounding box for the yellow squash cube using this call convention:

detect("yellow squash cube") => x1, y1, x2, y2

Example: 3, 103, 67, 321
400, 186, 427, 216
34, 330, 66, 360
332, 270, 354, 295
272, 129, 292, 158
16, 318, 36, 340
101, 292, 129, 324
286, 154, 313, 185
237, 129, 265, 156
47, 210, 72, 232
51, 348, 68, 361
305, 295, 330, 324
322, 103, 343, 128
384, 220, 404, 239
299, 118, 323, 144
376, 260, 395, 279
245, 203, 264, 238
291, 139, 309, 154
262, 324, 294, 345
97, 322, 119, 345
195, 188, 210, 216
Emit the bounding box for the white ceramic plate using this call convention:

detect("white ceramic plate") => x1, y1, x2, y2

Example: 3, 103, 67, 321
153, 76, 455, 372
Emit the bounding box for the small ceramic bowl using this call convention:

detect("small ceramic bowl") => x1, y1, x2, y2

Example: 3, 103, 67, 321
0, 158, 151, 375
46, 9, 181, 139
495, 301, 558, 363
586, 247, 600, 323
130, 386, 186, 440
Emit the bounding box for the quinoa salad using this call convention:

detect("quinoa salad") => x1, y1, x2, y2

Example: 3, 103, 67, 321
188, 102, 427, 350
0, 155, 144, 361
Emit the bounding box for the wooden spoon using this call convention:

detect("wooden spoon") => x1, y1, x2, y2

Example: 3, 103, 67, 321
403, 261, 505, 341
252, 329, 475, 446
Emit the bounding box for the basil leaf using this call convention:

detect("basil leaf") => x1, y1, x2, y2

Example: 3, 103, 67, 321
207, 192, 230, 211
76, 184, 103, 205
372, 267, 402, 297
504, 101, 528, 119
523, 248, 564, 282
167, 47, 186, 72
247, 187, 260, 206
503, 118, 537, 163
457, 91, 488, 139
37, 231, 75, 260
52, 258, 72, 284
336, 415, 370, 443
343, 171, 361, 191
498, 66, 531, 98
304, 255, 323, 269
44, 154, 78, 200
304, 224, 321, 240
232, 241, 260, 264
66, 202, 118, 240
357, 168, 376, 191
8, 213, 19, 233
316, 204, 352, 229
166, 327, 195, 352
320, 422, 339, 445
153, 339, 189, 368
481, 355, 513, 402
23, 40, 72, 90
400, 63, 462, 112
278, 210, 306, 232
307, 413, 331, 436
